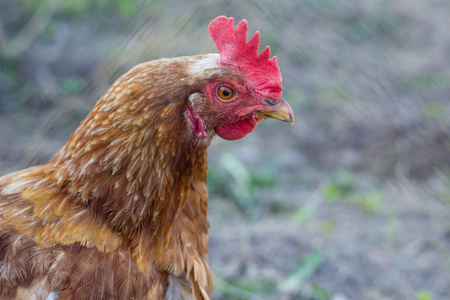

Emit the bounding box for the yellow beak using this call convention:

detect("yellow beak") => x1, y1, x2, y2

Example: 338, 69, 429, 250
255, 98, 295, 124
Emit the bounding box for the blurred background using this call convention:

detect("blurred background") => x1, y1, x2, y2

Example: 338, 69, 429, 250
1, 0, 449, 299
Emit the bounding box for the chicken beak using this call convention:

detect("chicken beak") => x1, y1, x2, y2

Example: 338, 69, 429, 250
255, 98, 295, 124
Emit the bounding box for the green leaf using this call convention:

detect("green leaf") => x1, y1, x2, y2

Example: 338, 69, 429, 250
218, 154, 254, 212
416, 291, 433, 300
356, 189, 384, 215
294, 206, 317, 226
61, 77, 86, 95
323, 184, 343, 202
323, 169, 355, 203
312, 284, 329, 300
114, 0, 138, 20
423, 102, 444, 120
280, 252, 324, 292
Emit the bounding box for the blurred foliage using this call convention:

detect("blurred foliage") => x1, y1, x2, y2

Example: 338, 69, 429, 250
385, 210, 398, 242
213, 275, 275, 300
401, 72, 450, 94
280, 252, 324, 293
322, 169, 385, 215
434, 240, 450, 271
1, 0, 450, 299
17, 0, 139, 20
208, 153, 279, 216
436, 170, 450, 204
323, 169, 355, 203
423, 102, 445, 120
294, 205, 317, 227
416, 291, 434, 300
214, 252, 328, 300
339, 7, 408, 43
319, 220, 337, 235
61, 76, 87, 95
355, 189, 384, 215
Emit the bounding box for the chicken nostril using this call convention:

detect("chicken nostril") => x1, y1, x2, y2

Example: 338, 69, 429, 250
265, 98, 278, 105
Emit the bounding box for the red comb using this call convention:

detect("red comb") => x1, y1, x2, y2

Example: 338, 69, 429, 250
208, 16, 282, 98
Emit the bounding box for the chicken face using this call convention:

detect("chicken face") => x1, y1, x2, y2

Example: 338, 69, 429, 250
186, 74, 293, 141
186, 16, 294, 141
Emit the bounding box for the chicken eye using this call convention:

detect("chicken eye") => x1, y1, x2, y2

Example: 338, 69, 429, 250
217, 86, 235, 101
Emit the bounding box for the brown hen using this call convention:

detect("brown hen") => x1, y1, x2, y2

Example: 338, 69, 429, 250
0, 16, 294, 299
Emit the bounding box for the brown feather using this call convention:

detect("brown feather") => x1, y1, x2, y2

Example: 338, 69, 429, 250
0, 36, 293, 297
0, 55, 228, 299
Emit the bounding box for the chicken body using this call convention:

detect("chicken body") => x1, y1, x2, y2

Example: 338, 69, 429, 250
0, 17, 293, 299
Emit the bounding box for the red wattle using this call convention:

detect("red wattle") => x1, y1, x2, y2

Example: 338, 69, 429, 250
215, 118, 260, 140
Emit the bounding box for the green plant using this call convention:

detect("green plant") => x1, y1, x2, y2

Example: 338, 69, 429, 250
355, 189, 385, 215
207, 153, 279, 215
323, 169, 355, 203
280, 252, 324, 292
213, 274, 274, 300
61, 76, 87, 95
416, 291, 434, 300
294, 205, 317, 227
423, 102, 445, 120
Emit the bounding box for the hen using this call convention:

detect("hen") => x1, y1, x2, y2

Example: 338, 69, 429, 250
0, 16, 294, 299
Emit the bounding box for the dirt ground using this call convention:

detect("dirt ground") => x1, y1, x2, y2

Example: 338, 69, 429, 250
1, 1, 449, 299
